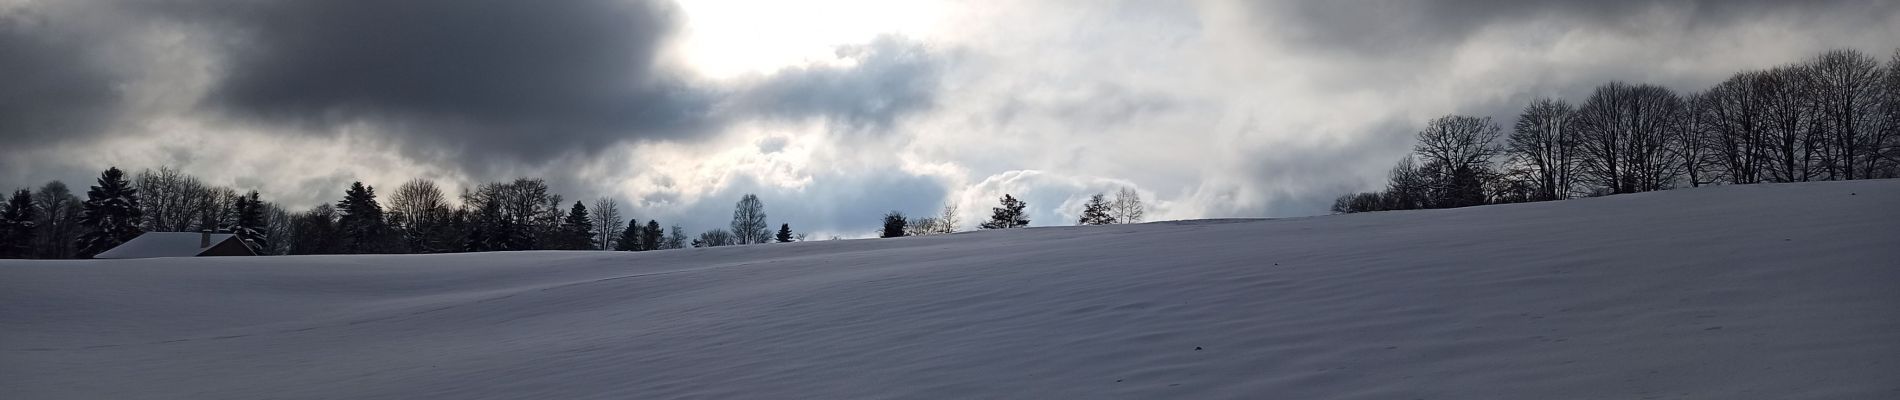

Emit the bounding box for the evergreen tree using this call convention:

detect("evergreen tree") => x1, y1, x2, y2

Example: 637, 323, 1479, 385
0, 189, 38, 258
1077, 193, 1116, 225
77, 167, 144, 258
979, 194, 1030, 229
880, 211, 908, 238
231, 191, 268, 252
616, 219, 642, 251
641, 220, 664, 250
559, 201, 594, 250
775, 223, 794, 243
335, 182, 393, 253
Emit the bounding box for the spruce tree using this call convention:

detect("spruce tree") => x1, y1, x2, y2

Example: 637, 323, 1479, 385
231, 191, 268, 252
335, 182, 392, 253
615, 219, 641, 251
559, 201, 594, 250
775, 223, 794, 243
1077, 193, 1116, 225
641, 220, 663, 250
979, 194, 1030, 229
880, 211, 907, 238
77, 167, 144, 258
0, 189, 38, 258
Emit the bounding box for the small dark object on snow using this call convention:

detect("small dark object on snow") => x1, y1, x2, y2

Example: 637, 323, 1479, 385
1194, 346, 1203, 351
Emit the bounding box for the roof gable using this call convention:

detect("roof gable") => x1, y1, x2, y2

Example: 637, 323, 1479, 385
93, 232, 247, 259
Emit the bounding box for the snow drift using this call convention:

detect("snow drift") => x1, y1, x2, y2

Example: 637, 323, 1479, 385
4, 180, 1898, 399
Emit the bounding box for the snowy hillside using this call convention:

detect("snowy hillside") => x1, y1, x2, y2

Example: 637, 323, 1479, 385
4, 180, 1898, 399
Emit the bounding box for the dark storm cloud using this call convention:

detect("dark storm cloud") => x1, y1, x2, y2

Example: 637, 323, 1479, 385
1247, 0, 1896, 56
736, 36, 946, 131
179, 0, 710, 165
0, 10, 121, 146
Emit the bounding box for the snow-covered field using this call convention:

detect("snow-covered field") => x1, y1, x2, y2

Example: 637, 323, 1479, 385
4, 180, 1897, 399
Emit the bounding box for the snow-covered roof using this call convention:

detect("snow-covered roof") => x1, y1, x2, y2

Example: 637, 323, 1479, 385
93, 232, 244, 259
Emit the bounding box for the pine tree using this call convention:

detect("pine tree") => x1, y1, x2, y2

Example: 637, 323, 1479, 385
616, 219, 642, 251
231, 191, 268, 252
881, 211, 908, 238
0, 189, 38, 258
77, 167, 144, 258
775, 223, 794, 243
641, 220, 664, 250
559, 201, 594, 250
979, 194, 1030, 229
1077, 192, 1116, 225
335, 182, 392, 253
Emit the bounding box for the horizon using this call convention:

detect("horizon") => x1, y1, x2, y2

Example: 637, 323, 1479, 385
3, 0, 1898, 238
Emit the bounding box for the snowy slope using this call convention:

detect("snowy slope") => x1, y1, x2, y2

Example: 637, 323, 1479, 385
3, 180, 1898, 399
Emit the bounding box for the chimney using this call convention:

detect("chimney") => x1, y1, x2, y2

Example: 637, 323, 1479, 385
200, 230, 212, 248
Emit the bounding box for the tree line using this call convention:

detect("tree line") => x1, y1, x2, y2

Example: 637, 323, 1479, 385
1333, 48, 1900, 213
0, 164, 1161, 257
0, 167, 827, 258
874, 188, 1147, 239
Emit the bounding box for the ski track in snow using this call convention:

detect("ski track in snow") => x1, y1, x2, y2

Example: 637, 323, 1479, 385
3, 180, 1899, 399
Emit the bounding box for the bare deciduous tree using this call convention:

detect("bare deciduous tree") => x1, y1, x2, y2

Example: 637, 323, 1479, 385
1705, 70, 1771, 184
935, 203, 960, 233
1415, 115, 1502, 206
729, 194, 769, 244
1574, 82, 1685, 194
1758, 65, 1820, 183
31, 181, 82, 259
1110, 187, 1144, 224
1809, 49, 1889, 180
591, 198, 623, 250
904, 216, 938, 236
1509, 98, 1577, 200
135, 167, 213, 232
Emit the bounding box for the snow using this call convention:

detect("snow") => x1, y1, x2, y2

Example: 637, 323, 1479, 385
91, 232, 240, 259
4, 180, 1898, 399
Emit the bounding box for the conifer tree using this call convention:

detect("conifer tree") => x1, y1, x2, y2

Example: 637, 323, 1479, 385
0, 189, 38, 258
641, 220, 664, 250
77, 167, 143, 258
979, 194, 1030, 229
775, 223, 794, 243
1077, 192, 1116, 225
880, 211, 908, 238
231, 191, 268, 252
559, 201, 594, 250
335, 182, 392, 253
616, 219, 642, 251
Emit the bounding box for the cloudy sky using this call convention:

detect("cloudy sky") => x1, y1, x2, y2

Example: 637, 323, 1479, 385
3, 0, 1896, 238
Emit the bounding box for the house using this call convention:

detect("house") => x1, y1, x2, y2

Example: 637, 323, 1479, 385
93, 231, 258, 259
